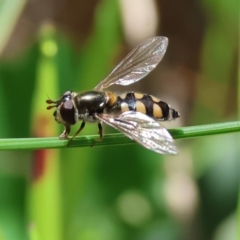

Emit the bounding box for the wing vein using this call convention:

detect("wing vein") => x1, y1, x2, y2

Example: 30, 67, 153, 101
94, 36, 168, 90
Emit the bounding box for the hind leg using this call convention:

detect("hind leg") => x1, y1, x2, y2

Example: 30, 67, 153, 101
91, 122, 103, 147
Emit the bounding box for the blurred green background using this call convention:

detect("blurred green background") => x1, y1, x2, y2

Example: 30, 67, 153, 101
0, 0, 239, 239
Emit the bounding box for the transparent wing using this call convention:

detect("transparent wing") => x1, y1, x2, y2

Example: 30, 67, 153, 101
95, 111, 178, 155
94, 36, 168, 90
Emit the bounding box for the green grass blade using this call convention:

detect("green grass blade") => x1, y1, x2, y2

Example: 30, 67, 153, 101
0, 121, 240, 150
170, 121, 240, 139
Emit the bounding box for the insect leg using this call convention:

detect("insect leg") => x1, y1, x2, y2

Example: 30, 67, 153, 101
98, 122, 103, 140
67, 121, 85, 146
59, 124, 71, 139
91, 122, 103, 148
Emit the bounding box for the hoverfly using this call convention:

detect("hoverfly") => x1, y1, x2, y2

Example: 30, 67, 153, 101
46, 36, 180, 154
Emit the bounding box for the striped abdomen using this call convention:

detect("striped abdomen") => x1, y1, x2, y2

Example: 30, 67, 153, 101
107, 92, 179, 121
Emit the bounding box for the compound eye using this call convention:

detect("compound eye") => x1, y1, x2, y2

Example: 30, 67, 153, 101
63, 100, 73, 109
62, 91, 72, 98
60, 100, 76, 125
56, 91, 72, 107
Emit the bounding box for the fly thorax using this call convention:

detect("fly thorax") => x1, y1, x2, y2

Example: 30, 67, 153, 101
75, 90, 108, 122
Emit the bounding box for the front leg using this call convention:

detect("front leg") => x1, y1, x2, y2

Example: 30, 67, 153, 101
67, 121, 85, 146
59, 124, 71, 139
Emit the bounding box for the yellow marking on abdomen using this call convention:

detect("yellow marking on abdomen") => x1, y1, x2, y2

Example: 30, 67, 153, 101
120, 102, 130, 112
136, 101, 146, 114
134, 92, 144, 99
150, 95, 161, 102
153, 103, 163, 118
119, 93, 128, 99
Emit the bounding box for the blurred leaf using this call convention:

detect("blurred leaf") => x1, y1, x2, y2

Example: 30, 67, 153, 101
192, 0, 238, 123
59, 0, 123, 239
28, 24, 62, 240
0, 175, 27, 240
213, 214, 237, 240
77, 0, 122, 90
192, 134, 239, 239
0, 44, 39, 137
0, 0, 27, 56
0, 78, 8, 137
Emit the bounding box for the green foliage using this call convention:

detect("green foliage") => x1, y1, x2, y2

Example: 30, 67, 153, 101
0, 0, 239, 239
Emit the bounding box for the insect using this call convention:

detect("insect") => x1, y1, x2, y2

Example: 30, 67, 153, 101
46, 36, 180, 154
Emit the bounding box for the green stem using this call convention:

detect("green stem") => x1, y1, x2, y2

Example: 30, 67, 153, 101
1, 121, 240, 150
